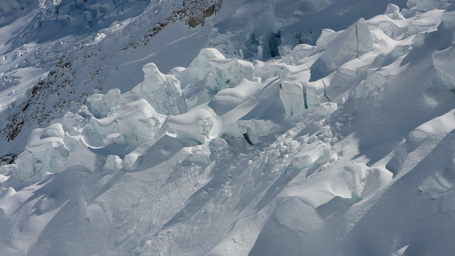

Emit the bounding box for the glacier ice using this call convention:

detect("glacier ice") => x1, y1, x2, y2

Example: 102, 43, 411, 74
167, 108, 220, 144
279, 81, 307, 119
4, 4, 455, 255
15, 123, 97, 181
310, 18, 374, 81
116, 99, 165, 144
291, 143, 332, 171
132, 63, 186, 115
177, 48, 255, 109
385, 4, 405, 20
223, 120, 280, 145
354, 72, 387, 99
15, 98, 166, 179
12, 43, 328, 180
102, 155, 123, 171
87, 89, 121, 118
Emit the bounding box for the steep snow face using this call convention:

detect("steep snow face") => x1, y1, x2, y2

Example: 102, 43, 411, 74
1, 1, 455, 255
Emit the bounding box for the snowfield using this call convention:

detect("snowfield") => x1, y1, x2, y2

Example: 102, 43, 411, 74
1, 0, 455, 255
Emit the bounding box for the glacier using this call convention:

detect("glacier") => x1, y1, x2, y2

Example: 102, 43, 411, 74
1, 0, 455, 255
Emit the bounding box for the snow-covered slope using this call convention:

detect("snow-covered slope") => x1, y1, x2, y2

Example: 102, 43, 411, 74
0, 0, 224, 160
2, 0, 455, 255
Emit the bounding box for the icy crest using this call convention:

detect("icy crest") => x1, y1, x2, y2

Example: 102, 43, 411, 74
385, 4, 405, 20
16, 96, 166, 178
168, 108, 219, 144
310, 18, 374, 81
16, 123, 96, 181
133, 63, 186, 115
177, 48, 255, 108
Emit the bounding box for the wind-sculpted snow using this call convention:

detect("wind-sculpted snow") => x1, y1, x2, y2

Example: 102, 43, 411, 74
2, 1, 455, 256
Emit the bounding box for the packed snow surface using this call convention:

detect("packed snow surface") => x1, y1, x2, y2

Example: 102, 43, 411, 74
2, 0, 455, 255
